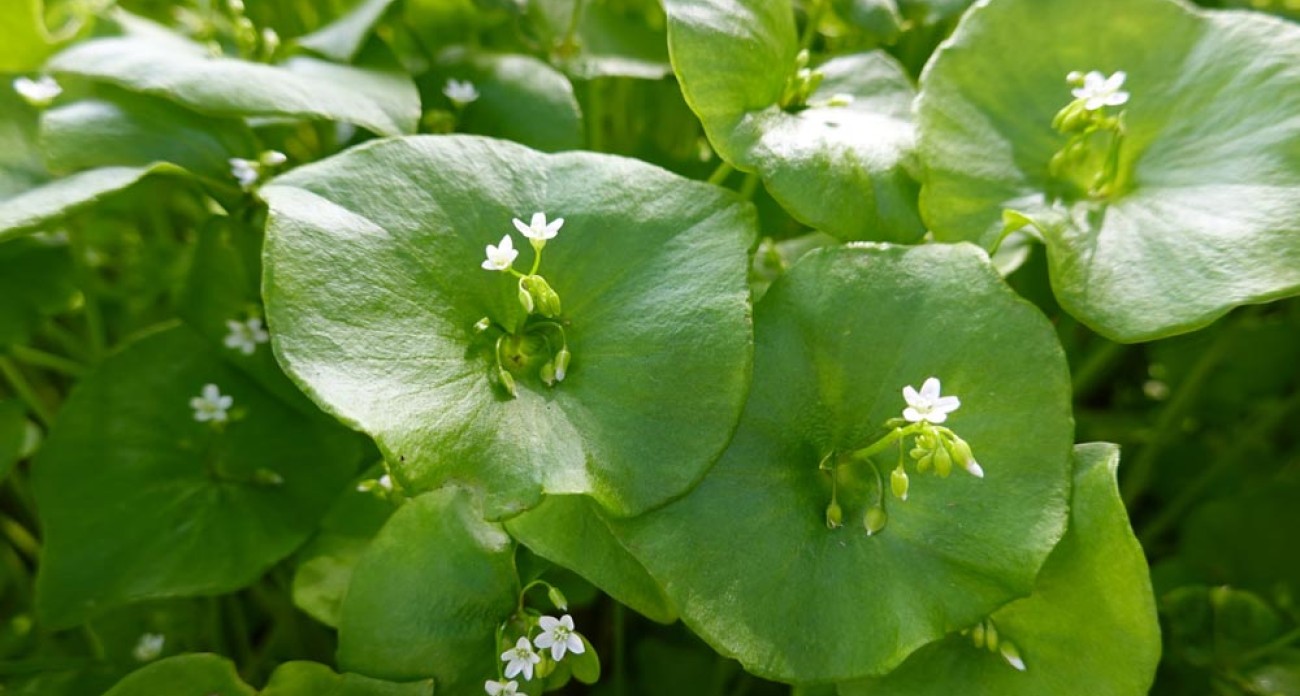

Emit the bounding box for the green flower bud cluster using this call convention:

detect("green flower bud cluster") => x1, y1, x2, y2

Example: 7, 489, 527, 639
780, 50, 824, 111
964, 619, 1027, 672
1049, 70, 1130, 200
907, 423, 981, 480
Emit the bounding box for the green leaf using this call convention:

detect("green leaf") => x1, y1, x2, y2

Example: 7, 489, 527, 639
505, 495, 676, 624
665, 0, 922, 241
292, 470, 400, 627
917, 0, 1300, 341
0, 236, 77, 348
39, 89, 257, 183
261, 135, 754, 519
0, 400, 25, 482
430, 52, 584, 152
0, 87, 49, 198
47, 37, 419, 137
102, 654, 255, 696
262, 661, 434, 696
32, 325, 362, 628
0, 165, 176, 242
606, 243, 1073, 683
297, 0, 399, 63
840, 443, 1160, 696
0, 0, 55, 72
337, 487, 517, 692
570, 635, 601, 684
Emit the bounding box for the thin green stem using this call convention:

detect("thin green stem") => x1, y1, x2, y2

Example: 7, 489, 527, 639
738, 173, 761, 201
562, 0, 586, 49
707, 161, 734, 186
10, 345, 86, 377
798, 0, 826, 51
851, 424, 919, 462
1122, 318, 1239, 506
1237, 625, 1300, 665
0, 516, 39, 562
66, 226, 106, 360
0, 357, 54, 428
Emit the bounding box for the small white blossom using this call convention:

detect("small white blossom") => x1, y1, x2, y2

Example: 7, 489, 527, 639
1071, 70, 1129, 111
901, 377, 960, 424
13, 76, 61, 107
534, 614, 585, 661
260, 149, 287, 166
229, 157, 259, 189
378, 474, 392, 490
443, 78, 480, 107
223, 317, 269, 355
484, 680, 519, 696
190, 384, 233, 423
132, 633, 165, 662
501, 636, 541, 681
482, 234, 519, 271
512, 212, 564, 242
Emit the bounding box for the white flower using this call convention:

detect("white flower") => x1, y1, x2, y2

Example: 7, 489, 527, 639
534, 614, 585, 661
190, 384, 233, 423
13, 76, 61, 107
223, 317, 269, 355
901, 377, 961, 424
443, 78, 480, 106
482, 234, 518, 271
501, 636, 541, 681
512, 212, 564, 242
132, 633, 165, 662
484, 680, 519, 696
1071, 70, 1129, 111
229, 158, 259, 189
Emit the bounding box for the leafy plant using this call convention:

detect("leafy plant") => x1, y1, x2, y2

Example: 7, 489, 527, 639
1, 0, 1297, 694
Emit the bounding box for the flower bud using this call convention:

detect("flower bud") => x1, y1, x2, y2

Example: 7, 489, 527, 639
890, 466, 909, 501
260, 149, 287, 167
540, 360, 557, 386
1000, 640, 1026, 671
517, 278, 535, 314
864, 505, 887, 536
984, 620, 999, 651
915, 452, 933, 474
547, 585, 569, 611
795, 49, 810, 70
825, 499, 843, 529
473, 316, 491, 333
533, 276, 562, 318
252, 468, 284, 486
971, 622, 986, 649
933, 444, 952, 478
497, 366, 517, 398
554, 347, 571, 382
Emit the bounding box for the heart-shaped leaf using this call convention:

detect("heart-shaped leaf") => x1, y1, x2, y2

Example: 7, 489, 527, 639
917, 0, 1300, 341
337, 487, 517, 693
840, 443, 1161, 696
606, 243, 1074, 682
47, 37, 419, 137
665, 0, 923, 241
32, 325, 363, 628
262, 134, 754, 519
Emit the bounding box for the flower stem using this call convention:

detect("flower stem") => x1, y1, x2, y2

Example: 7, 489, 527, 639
707, 161, 734, 186
10, 345, 86, 377
0, 357, 53, 428
850, 424, 920, 462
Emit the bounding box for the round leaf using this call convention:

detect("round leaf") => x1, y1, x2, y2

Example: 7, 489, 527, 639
606, 243, 1074, 682
102, 654, 255, 696
917, 0, 1300, 341
262, 661, 434, 696
665, 0, 923, 241
32, 325, 362, 628
0, 165, 177, 242
337, 487, 517, 692
840, 443, 1161, 696
262, 134, 754, 519
48, 37, 419, 137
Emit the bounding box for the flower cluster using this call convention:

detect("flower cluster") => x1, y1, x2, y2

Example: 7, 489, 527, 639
190, 383, 233, 424
964, 618, 1027, 672
444, 78, 480, 108
223, 316, 269, 355
1049, 69, 1131, 199
477, 212, 572, 397
228, 150, 288, 190
489, 613, 588, 694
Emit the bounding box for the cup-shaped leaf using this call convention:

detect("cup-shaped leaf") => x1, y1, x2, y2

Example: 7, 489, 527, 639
261, 135, 754, 519
840, 443, 1161, 695
917, 0, 1300, 341
32, 325, 363, 628
665, 0, 922, 241
606, 243, 1074, 682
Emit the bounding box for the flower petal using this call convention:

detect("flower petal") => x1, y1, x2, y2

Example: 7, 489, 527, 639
920, 377, 941, 401
902, 385, 921, 406
934, 395, 960, 413
566, 634, 585, 655
512, 218, 531, 237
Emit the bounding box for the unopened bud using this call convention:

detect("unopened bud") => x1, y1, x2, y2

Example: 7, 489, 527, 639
825, 93, 854, 107
540, 360, 557, 386
497, 366, 517, 398
948, 437, 982, 478
532, 276, 562, 317
864, 505, 887, 536
890, 467, 909, 501
473, 317, 491, 333
999, 640, 1026, 671
933, 445, 952, 478
1066, 70, 1083, 84
984, 621, 999, 651
971, 622, 986, 649
795, 49, 810, 70
825, 499, 843, 529
518, 278, 535, 314
261, 27, 280, 55
554, 347, 570, 382
547, 585, 569, 611
260, 150, 287, 166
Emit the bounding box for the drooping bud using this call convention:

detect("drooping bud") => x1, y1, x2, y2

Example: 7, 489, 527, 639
890, 466, 909, 501
554, 347, 571, 382
518, 277, 536, 314
547, 585, 569, 612
540, 360, 557, 386
497, 365, 517, 398
260, 149, 287, 166
999, 640, 1026, 671
825, 499, 843, 529
864, 505, 887, 536
526, 275, 562, 318
948, 437, 982, 478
